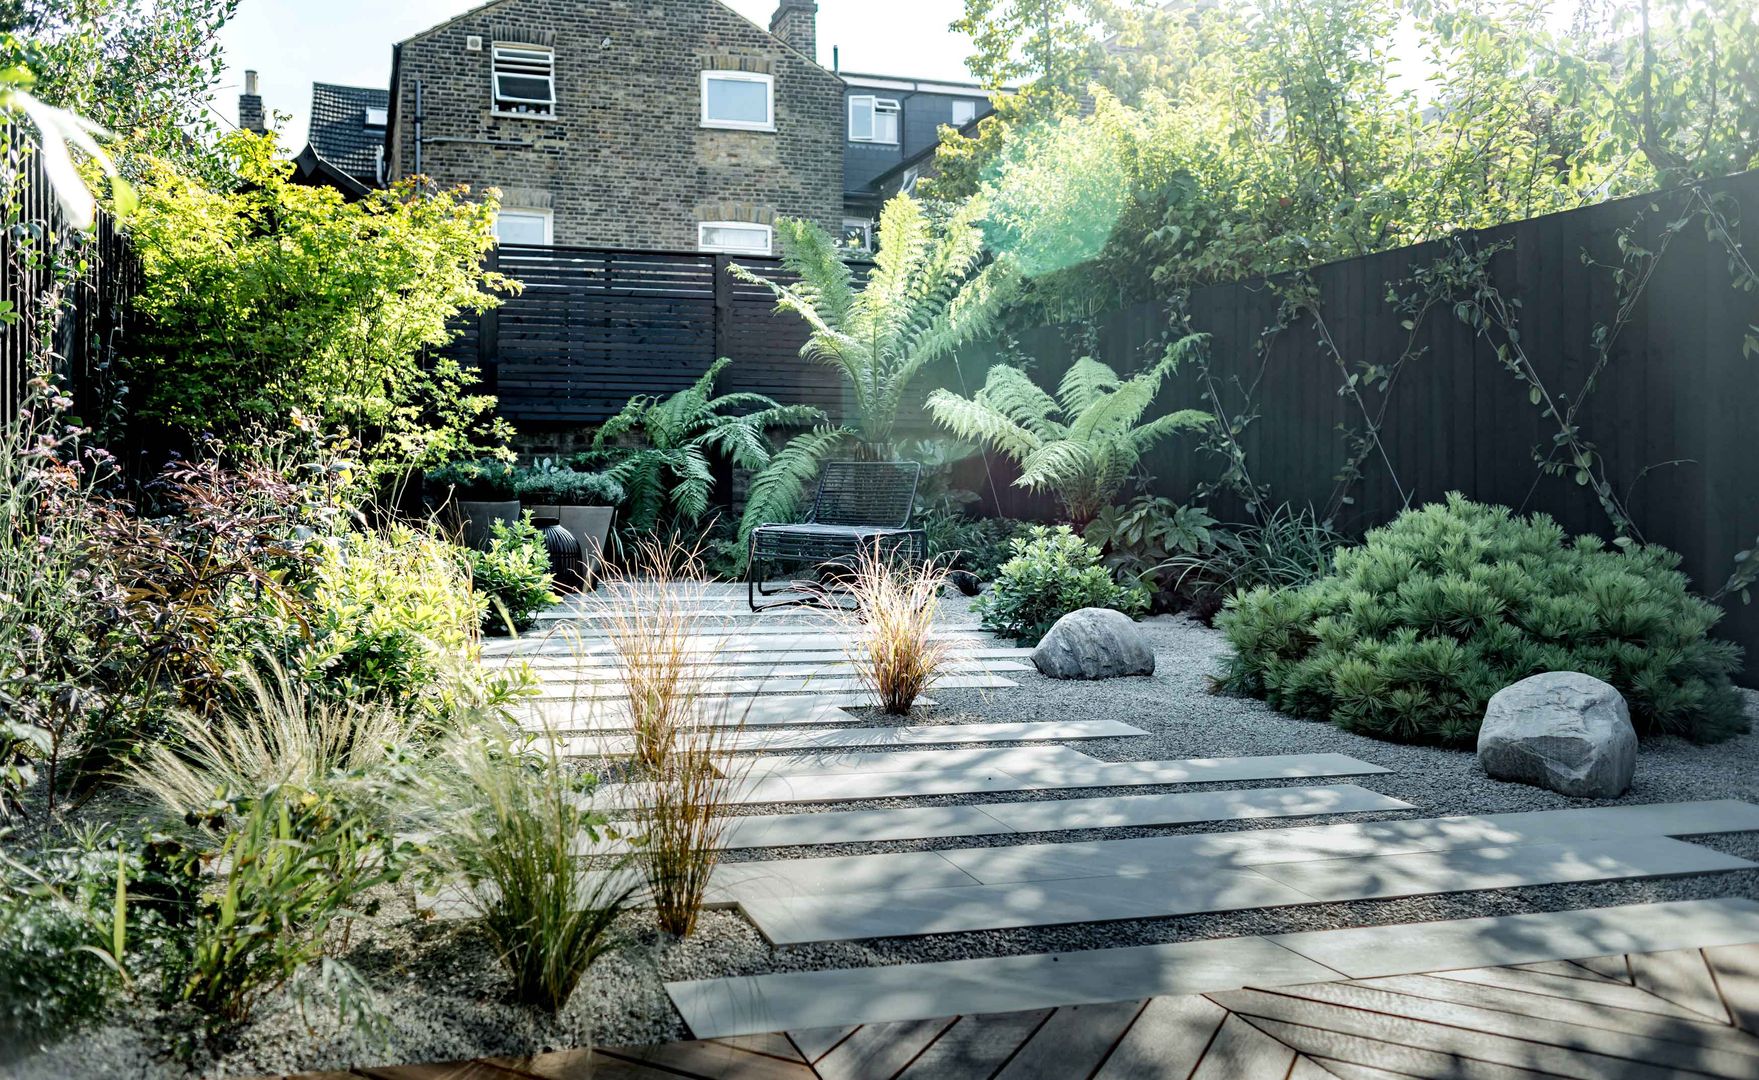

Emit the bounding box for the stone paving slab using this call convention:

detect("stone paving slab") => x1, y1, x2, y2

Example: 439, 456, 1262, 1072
735, 836, 1756, 944
664, 899, 1759, 1038
520, 696, 899, 731
498, 647, 1034, 668
552, 719, 1147, 758
705, 784, 1411, 851
529, 659, 1032, 682
735, 745, 1102, 779
483, 630, 996, 655
588, 752, 1392, 809
532, 673, 1019, 698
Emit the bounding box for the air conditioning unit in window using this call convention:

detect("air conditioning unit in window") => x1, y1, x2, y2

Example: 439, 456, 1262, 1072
466, 35, 483, 52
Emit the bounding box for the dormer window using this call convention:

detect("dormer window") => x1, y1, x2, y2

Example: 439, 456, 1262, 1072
493, 43, 555, 116
848, 96, 900, 144
701, 71, 774, 131
364, 106, 387, 129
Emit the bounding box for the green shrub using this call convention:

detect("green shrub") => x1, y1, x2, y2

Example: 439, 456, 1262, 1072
0, 834, 130, 1042
426, 457, 517, 501
304, 525, 483, 706
1218, 495, 1748, 746
1084, 496, 1215, 609
1159, 503, 1346, 621
513, 461, 624, 506
923, 512, 1034, 582
470, 517, 558, 635
975, 526, 1146, 644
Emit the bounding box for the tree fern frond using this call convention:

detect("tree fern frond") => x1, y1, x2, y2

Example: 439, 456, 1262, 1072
925, 387, 1042, 463
737, 426, 855, 557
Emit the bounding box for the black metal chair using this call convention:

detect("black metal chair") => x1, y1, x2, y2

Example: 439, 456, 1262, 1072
747, 461, 925, 611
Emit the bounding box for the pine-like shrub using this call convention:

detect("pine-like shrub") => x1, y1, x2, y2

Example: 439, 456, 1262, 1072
1218, 495, 1747, 746
976, 526, 1147, 645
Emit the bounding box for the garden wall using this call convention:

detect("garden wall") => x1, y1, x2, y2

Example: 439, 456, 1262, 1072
954, 170, 1759, 683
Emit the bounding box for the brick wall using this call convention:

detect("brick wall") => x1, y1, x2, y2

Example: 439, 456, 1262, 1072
389, 0, 845, 249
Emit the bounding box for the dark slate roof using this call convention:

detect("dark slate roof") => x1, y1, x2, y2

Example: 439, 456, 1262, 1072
307, 82, 389, 187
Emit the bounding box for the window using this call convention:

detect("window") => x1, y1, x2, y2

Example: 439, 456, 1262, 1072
364, 106, 388, 129
701, 71, 774, 130
698, 221, 773, 255
950, 99, 977, 127
848, 96, 900, 143
493, 43, 555, 116
496, 209, 552, 246
840, 218, 874, 253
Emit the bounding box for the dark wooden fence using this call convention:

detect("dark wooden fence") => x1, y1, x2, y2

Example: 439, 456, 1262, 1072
0, 121, 137, 426
443, 245, 840, 423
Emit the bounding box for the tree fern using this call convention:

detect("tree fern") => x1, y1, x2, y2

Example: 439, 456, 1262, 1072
736, 426, 856, 565
731, 193, 1016, 451
926, 335, 1213, 524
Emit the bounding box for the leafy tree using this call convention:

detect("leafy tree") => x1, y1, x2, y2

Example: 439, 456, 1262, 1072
123, 130, 514, 479
926, 339, 1210, 524
592, 357, 825, 532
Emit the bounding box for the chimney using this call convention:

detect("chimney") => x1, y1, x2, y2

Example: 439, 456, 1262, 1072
239, 69, 266, 133
769, 0, 817, 61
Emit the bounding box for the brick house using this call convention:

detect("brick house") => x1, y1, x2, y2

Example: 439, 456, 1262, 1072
291, 0, 993, 255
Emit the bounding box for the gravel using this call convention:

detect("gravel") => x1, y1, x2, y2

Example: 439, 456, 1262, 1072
11, 608, 1758, 1078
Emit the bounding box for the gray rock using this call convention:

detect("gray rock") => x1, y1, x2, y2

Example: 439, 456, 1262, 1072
1478, 672, 1637, 798
1032, 607, 1155, 680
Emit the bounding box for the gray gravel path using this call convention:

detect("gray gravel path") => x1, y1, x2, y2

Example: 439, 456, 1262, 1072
14, 610, 1757, 1078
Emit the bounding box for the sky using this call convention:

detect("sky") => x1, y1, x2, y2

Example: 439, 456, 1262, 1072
215, 0, 979, 149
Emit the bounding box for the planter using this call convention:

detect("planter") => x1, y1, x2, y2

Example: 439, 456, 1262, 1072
455, 499, 521, 550
525, 503, 615, 587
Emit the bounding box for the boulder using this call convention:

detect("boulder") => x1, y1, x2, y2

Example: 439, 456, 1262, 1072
1032, 608, 1155, 680
1477, 672, 1637, 798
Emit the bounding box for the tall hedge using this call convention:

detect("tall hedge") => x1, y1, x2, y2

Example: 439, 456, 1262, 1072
1218, 495, 1747, 746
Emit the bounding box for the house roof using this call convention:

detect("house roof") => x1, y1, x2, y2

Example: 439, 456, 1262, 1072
307, 81, 388, 186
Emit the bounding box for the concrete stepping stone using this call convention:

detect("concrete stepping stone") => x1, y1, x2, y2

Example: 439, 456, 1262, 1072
664, 899, 1759, 1038
735, 836, 1755, 944
529, 659, 1031, 681
736, 745, 1101, 779
588, 752, 1392, 809
533, 673, 1019, 698
709, 784, 1411, 851
553, 719, 1147, 758
502, 647, 1033, 668
521, 696, 890, 732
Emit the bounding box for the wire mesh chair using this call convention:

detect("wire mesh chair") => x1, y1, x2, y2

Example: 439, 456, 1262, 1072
746, 461, 925, 611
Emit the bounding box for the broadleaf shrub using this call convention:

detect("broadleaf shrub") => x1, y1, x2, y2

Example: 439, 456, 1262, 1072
1218, 495, 1747, 746
975, 526, 1146, 644
470, 517, 557, 635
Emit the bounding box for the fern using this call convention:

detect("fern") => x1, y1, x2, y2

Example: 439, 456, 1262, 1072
926, 336, 1213, 524
735, 426, 855, 565
731, 193, 1014, 451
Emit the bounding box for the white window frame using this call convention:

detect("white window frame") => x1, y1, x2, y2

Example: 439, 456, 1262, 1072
840, 218, 874, 253
697, 221, 773, 256
364, 106, 388, 128
496, 208, 553, 246
492, 42, 556, 117
950, 99, 977, 127
848, 95, 900, 144
700, 70, 774, 131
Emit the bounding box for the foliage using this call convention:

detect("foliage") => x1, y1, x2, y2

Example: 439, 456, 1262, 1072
975, 526, 1146, 644
426, 457, 516, 502
732, 193, 1017, 452
171, 781, 407, 1032
926, 342, 1209, 524
1218, 495, 1748, 747
592, 357, 823, 532
513, 461, 624, 506
0, 828, 130, 1040
1084, 496, 1214, 606
1158, 504, 1346, 621
123, 130, 514, 479
638, 716, 735, 939
469, 517, 557, 636
922, 511, 1033, 582
303, 525, 484, 709
826, 550, 954, 716
419, 727, 630, 1012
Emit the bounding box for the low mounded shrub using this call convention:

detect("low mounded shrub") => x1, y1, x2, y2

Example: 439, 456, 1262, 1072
513, 462, 624, 506
470, 517, 558, 635
1218, 495, 1748, 746
975, 526, 1146, 645
426, 458, 517, 501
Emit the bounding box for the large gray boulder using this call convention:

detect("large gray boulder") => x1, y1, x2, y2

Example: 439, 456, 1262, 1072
1477, 672, 1637, 798
1033, 608, 1155, 680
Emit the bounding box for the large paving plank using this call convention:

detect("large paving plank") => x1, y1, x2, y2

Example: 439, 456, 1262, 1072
554, 720, 1146, 758
735, 838, 1754, 944
715, 801, 1759, 902
483, 631, 1001, 657
737, 745, 1101, 779
534, 673, 1019, 698
667, 936, 1342, 1039
520, 696, 910, 732
531, 659, 1032, 682
506, 647, 1033, 669
1270, 898, 1759, 979
710, 783, 1408, 851
590, 752, 1392, 809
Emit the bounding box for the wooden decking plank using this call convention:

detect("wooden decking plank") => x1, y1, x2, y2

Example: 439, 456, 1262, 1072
814, 1017, 958, 1080
495, 1049, 690, 1079
1258, 980, 1759, 1077
1352, 975, 1753, 1053
1239, 1015, 1586, 1079
1092, 994, 1231, 1080
1630, 949, 1734, 1025
1288, 1059, 1347, 1080
1431, 967, 1714, 1019
1211, 987, 1703, 1079
596, 1038, 817, 1079
788, 1025, 860, 1063
1572, 955, 1634, 984
357, 1062, 531, 1080
1705, 943, 1759, 1034
1508, 961, 1624, 983
1187, 1015, 1296, 1080
1306, 1058, 1496, 1080
895, 1009, 1054, 1080
993, 1000, 1144, 1080
711, 1032, 811, 1063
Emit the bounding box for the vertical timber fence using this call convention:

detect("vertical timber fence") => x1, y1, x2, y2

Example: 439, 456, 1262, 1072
0, 121, 137, 427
